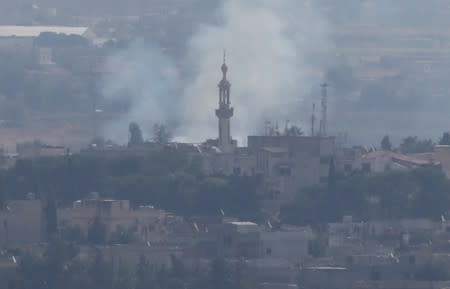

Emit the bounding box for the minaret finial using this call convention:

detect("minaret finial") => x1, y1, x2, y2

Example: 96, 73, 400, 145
221, 50, 228, 79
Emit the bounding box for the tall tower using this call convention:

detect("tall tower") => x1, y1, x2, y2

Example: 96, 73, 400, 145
311, 103, 316, 137
319, 83, 328, 137
215, 54, 234, 152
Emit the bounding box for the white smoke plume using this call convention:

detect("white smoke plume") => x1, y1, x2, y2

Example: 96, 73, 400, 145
101, 41, 180, 143
102, 0, 333, 144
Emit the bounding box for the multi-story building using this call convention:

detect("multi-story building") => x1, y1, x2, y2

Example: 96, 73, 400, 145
58, 196, 191, 244
248, 135, 335, 208
203, 60, 336, 211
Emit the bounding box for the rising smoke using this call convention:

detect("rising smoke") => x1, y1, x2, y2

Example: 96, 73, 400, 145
101, 41, 180, 143
179, 0, 333, 143
101, 0, 333, 145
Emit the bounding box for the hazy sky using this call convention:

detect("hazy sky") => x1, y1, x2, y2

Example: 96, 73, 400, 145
97, 0, 450, 146
2, 0, 449, 146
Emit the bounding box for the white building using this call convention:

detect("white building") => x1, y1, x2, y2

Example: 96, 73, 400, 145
260, 226, 314, 262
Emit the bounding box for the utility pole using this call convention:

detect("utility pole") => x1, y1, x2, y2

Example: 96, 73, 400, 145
320, 83, 328, 137
311, 103, 316, 137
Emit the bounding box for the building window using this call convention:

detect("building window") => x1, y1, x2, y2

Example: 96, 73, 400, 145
278, 166, 291, 176
362, 163, 371, 173
233, 167, 241, 175
409, 255, 416, 265
266, 248, 272, 255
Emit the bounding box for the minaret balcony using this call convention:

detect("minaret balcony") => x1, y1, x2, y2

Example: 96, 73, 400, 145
215, 107, 234, 118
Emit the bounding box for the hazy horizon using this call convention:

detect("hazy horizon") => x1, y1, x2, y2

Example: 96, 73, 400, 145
0, 0, 449, 147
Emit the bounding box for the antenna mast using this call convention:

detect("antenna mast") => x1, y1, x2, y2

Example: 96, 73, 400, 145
320, 83, 328, 137
311, 103, 316, 137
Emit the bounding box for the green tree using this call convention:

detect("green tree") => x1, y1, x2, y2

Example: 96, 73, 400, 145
89, 252, 113, 289
381, 135, 392, 151
87, 217, 107, 244
0, 52, 26, 98
400, 136, 433, 154
3, 151, 261, 221
284, 125, 304, 137
439, 132, 450, 145
135, 255, 156, 289
281, 168, 450, 225
110, 225, 134, 244
209, 258, 233, 289
114, 260, 132, 289
308, 237, 327, 258
327, 157, 338, 222
0, 174, 5, 209
128, 122, 144, 146
34, 32, 88, 48
234, 259, 251, 289
170, 255, 186, 280
18, 252, 47, 289
153, 123, 172, 144
44, 198, 58, 240
61, 225, 85, 243
45, 237, 79, 289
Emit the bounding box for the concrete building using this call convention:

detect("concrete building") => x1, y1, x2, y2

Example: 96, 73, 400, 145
206, 148, 256, 176
335, 146, 367, 173
58, 196, 187, 244
435, 145, 450, 178
248, 135, 335, 209
336, 149, 439, 175
0, 199, 45, 247
218, 221, 261, 259
190, 219, 261, 259
260, 226, 314, 262
197, 59, 337, 212
77, 244, 183, 271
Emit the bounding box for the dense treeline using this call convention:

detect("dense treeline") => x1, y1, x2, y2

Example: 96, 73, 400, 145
17, 237, 250, 289
281, 168, 450, 226
0, 151, 261, 220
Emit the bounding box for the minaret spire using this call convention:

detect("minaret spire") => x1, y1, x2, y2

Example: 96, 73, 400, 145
216, 53, 234, 152
221, 50, 228, 81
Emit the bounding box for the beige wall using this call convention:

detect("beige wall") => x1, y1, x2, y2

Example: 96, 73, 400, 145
0, 200, 44, 247
250, 136, 335, 208
260, 229, 314, 261
435, 145, 450, 178
58, 199, 176, 243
